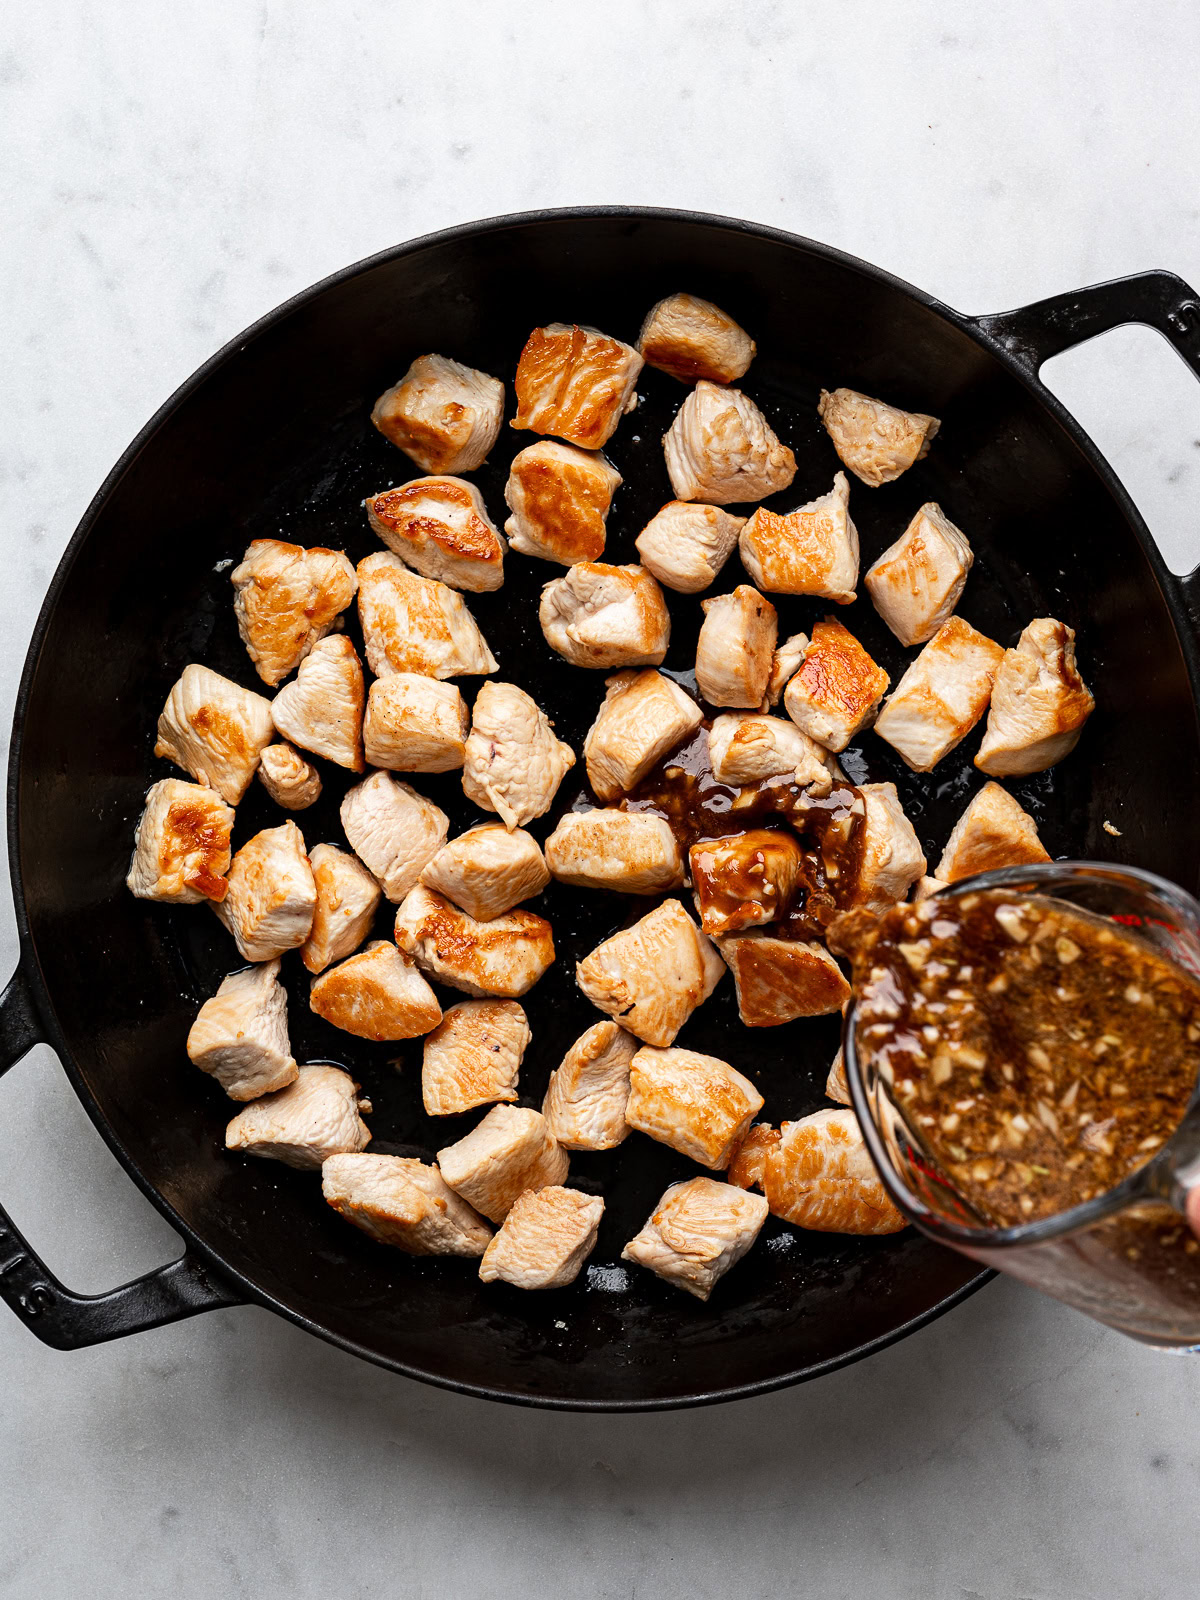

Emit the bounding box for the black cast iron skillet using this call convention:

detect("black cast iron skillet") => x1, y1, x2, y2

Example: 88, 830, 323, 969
2, 208, 1200, 1411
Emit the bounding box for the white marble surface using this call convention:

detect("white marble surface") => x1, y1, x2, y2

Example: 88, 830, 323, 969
3, 4, 1200, 1596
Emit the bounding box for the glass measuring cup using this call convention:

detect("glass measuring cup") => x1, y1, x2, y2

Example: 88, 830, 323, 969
843, 861, 1200, 1347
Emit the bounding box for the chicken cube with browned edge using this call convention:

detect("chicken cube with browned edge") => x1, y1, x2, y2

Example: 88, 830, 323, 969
231, 539, 358, 687
225, 1063, 370, 1171
126, 778, 234, 904
576, 898, 724, 1047
462, 681, 576, 830
503, 440, 622, 566
322, 1153, 492, 1256
422, 999, 531, 1116
511, 323, 642, 450
690, 829, 805, 938
479, 1185, 605, 1290
340, 770, 449, 904
186, 959, 297, 1101
727, 1124, 781, 1191
395, 886, 555, 998
539, 562, 670, 669
363, 674, 469, 774
626, 1045, 764, 1170
758, 1110, 905, 1234
213, 821, 316, 962
258, 743, 322, 810
718, 931, 851, 1027
622, 1177, 768, 1301
739, 472, 859, 602
542, 1021, 637, 1151
583, 668, 703, 801
634, 501, 746, 594
847, 782, 928, 914
371, 353, 504, 475
975, 618, 1095, 777
300, 843, 382, 975
782, 619, 889, 752
356, 552, 498, 680
437, 1105, 569, 1223
419, 824, 550, 922
155, 663, 275, 805
663, 381, 796, 505
544, 809, 684, 895
765, 633, 808, 706
309, 940, 442, 1042
825, 1047, 850, 1106
365, 477, 506, 593
637, 293, 756, 385
935, 781, 1051, 883
874, 616, 1005, 771
695, 585, 777, 708
817, 387, 940, 488
865, 503, 973, 647
271, 634, 365, 771
707, 713, 832, 792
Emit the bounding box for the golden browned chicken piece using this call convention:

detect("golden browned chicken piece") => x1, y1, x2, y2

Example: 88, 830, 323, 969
576, 898, 724, 1047
363, 674, 469, 774
231, 539, 358, 686
935, 781, 1051, 882
622, 1177, 768, 1300
257, 742, 322, 810
874, 615, 1005, 771
309, 939, 442, 1041
155, 663, 275, 805
690, 829, 804, 938
717, 932, 851, 1027
825, 1046, 850, 1106
365, 477, 506, 593
126, 778, 234, 904
583, 668, 703, 801
421, 999, 531, 1116
225, 1063, 370, 1171
663, 381, 796, 505
300, 843, 382, 975
541, 1021, 637, 1151
539, 562, 670, 669
739, 472, 859, 601
545, 809, 684, 894
633, 501, 747, 594
213, 821, 317, 962
726, 1123, 780, 1191
340, 770, 449, 903
758, 1109, 905, 1233
437, 1105, 569, 1223
695, 585, 777, 708
503, 440, 622, 565
395, 886, 555, 998
512, 323, 643, 450
781, 619, 890, 752
186, 959, 297, 1101
864, 503, 973, 646
975, 618, 1095, 777
818, 387, 940, 488
637, 293, 756, 384
357, 552, 498, 679
765, 633, 809, 705
478, 1185, 605, 1290
322, 1153, 492, 1256
270, 634, 365, 771
462, 681, 576, 830
706, 713, 832, 792
419, 824, 550, 921
371, 353, 504, 474
847, 782, 928, 913
626, 1045, 764, 1169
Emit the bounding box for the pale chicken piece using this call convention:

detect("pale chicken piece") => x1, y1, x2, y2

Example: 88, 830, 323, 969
663, 381, 796, 505
257, 742, 322, 810
543, 809, 684, 894
461, 680, 576, 830
186, 959, 297, 1102
213, 821, 317, 962
739, 472, 859, 601
576, 898, 725, 1047
419, 824, 550, 921
935, 781, 1051, 883
975, 617, 1095, 777
365, 477, 506, 593
634, 501, 746, 594
726, 1123, 781, 1191
695, 585, 778, 708
356, 552, 498, 680
765, 632, 808, 706
707, 713, 832, 793
479, 1185, 605, 1290
818, 386, 940, 488
300, 843, 382, 975
541, 1021, 637, 1151
583, 668, 703, 801
322, 1153, 492, 1256
864, 502, 973, 646
622, 1177, 768, 1301
309, 939, 442, 1042
270, 634, 365, 771
762, 1110, 905, 1234
362, 674, 469, 774
395, 886, 555, 998
155, 663, 275, 805
511, 323, 643, 450
126, 778, 234, 904
626, 1046, 764, 1170
503, 440, 622, 566
913, 874, 950, 902
339, 770, 449, 903
690, 829, 805, 938
225, 1063, 370, 1171
637, 293, 756, 384
230, 539, 358, 686
437, 1105, 569, 1223
825, 1047, 851, 1106
421, 999, 531, 1116
538, 562, 670, 669
371, 353, 505, 474
849, 781, 928, 913
782, 619, 890, 752
874, 615, 1005, 772
718, 932, 851, 1027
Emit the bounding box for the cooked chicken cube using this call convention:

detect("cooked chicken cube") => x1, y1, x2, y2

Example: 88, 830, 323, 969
576, 898, 724, 1047
634, 501, 746, 594
309, 939, 442, 1041
126, 778, 234, 904
663, 381, 796, 505
583, 669, 703, 801
718, 931, 851, 1027
864, 502, 973, 646
760, 1109, 905, 1233
462, 680, 576, 830
230, 538, 357, 686
766, 632, 809, 706
479, 1185, 605, 1290
437, 1105, 569, 1223
637, 293, 756, 385
257, 742, 322, 810
186, 959, 297, 1102
707, 713, 832, 792
622, 1177, 768, 1301
818, 387, 940, 488
362, 674, 469, 773
541, 1021, 637, 1150
395, 886, 555, 998
419, 824, 550, 921
874, 615, 1005, 771
340, 770, 449, 904
322, 1152, 492, 1256
935, 781, 1051, 882
154, 663, 275, 805
913, 874, 950, 902
544, 809, 684, 894
365, 477, 506, 593
512, 323, 642, 450
727, 1124, 781, 1192
975, 617, 1095, 776
690, 829, 804, 938
782, 619, 889, 752
300, 843, 382, 974
739, 472, 859, 601
422, 999, 531, 1116
357, 551, 498, 679
626, 1045, 764, 1170
225, 1063, 369, 1171
213, 820, 317, 961
503, 440, 622, 566
539, 562, 670, 669
848, 781, 928, 913
371, 353, 504, 474
270, 634, 365, 771
695, 585, 777, 708
825, 1046, 850, 1106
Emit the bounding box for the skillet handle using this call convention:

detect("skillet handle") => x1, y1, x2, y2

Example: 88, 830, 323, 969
0, 965, 244, 1349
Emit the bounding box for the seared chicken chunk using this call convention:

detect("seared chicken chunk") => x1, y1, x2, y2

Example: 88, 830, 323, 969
309, 939, 441, 1041
695, 585, 777, 708
155, 663, 275, 805
707, 713, 832, 792
766, 632, 808, 706
874, 615, 1005, 771
322, 1152, 492, 1256
225, 1063, 369, 1171
975, 617, 1095, 776
848, 781, 927, 913
371, 353, 504, 474
782, 619, 889, 752
230, 539, 357, 687
663, 380, 796, 505
258, 742, 322, 810
437, 1104, 569, 1223
541, 1021, 637, 1151
357, 552, 498, 679
420, 824, 550, 921
300, 843, 382, 974
479, 1185, 605, 1290
503, 440, 622, 566
739, 472, 859, 601
817, 387, 940, 488
690, 829, 804, 938
544, 809, 684, 894
935, 781, 1051, 882
363, 674, 469, 774
637, 293, 756, 385
759, 1110, 905, 1233
825, 1047, 850, 1106
395, 886, 555, 998
627, 1046, 764, 1170
634, 501, 746, 594
340, 771, 449, 904
271, 634, 365, 771
462, 681, 576, 830
576, 898, 724, 1047
512, 323, 642, 450
718, 931, 851, 1027
622, 1177, 768, 1301
727, 1123, 780, 1192
421, 999, 530, 1116
186, 959, 297, 1101
126, 778, 233, 904
583, 669, 703, 801
865, 502, 973, 646
365, 477, 506, 593
213, 821, 317, 962
539, 562, 670, 669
